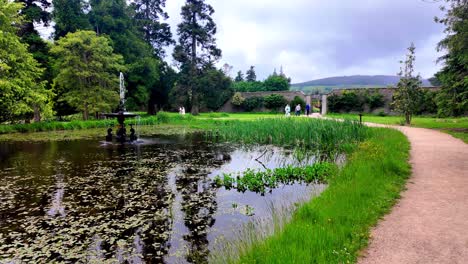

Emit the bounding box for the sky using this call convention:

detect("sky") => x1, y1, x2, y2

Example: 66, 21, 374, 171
164, 0, 446, 83
38, 0, 447, 83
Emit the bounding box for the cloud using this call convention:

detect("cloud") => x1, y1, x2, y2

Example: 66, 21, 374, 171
165, 0, 446, 82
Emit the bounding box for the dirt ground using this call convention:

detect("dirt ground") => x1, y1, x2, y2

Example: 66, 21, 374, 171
359, 125, 468, 264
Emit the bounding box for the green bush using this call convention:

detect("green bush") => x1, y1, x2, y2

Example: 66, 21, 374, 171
156, 111, 170, 123
290, 96, 306, 110
231, 92, 245, 106
264, 94, 287, 109
242, 97, 264, 112
367, 93, 385, 109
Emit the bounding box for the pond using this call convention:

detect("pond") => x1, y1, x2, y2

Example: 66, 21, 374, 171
0, 134, 326, 263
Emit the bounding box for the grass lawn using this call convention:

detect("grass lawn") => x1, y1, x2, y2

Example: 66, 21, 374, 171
326, 113, 468, 143
223, 128, 410, 263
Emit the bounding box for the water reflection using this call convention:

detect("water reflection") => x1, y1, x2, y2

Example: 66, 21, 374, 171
0, 135, 324, 263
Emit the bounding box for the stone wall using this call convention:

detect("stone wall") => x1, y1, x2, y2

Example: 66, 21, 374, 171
325, 86, 440, 114
219, 91, 318, 112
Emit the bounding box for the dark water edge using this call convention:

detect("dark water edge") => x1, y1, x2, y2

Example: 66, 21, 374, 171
0, 134, 325, 263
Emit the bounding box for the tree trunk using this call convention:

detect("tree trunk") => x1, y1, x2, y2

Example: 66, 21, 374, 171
405, 113, 411, 125
33, 105, 41, 122
190, 13, 198, 115
191, 94, 199, 115
83, 103, 89, 120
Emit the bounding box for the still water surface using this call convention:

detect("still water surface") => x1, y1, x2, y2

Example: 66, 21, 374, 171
0, 134, 324, 263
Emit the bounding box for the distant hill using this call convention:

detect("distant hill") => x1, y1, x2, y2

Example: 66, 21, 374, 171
291, 75, 432, 93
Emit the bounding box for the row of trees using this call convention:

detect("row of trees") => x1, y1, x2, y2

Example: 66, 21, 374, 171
232, 66, 292, 92
1, 0, 233, 121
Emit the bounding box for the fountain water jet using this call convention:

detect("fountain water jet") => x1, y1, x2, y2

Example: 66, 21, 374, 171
104, 72, 139, 143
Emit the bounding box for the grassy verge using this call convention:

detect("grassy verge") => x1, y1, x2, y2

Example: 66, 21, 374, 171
327, 113, 468, 143
0, 112, 281, 135
220, 127, 410, 263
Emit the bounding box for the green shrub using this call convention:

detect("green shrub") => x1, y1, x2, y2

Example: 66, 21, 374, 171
156, 111, 170, 123
367, 93, 385, 109
242, 97, 264, 112
231, 92, 245, 106
290, 96, 306, 110
264, 94, 287, 109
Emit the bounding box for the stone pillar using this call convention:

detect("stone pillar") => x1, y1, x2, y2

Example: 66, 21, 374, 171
306, 95, 311, 106
321, 95, 327, 115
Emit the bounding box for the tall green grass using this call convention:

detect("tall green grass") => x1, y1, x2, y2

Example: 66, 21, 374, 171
216, 128, 410, 263
210, 118, 369, 159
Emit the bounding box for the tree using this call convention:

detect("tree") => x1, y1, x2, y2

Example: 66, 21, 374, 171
198, 68, 233, 110
0, 0, 53, 122
172, 0, 222, 115
52, 0, 91, 40
246, 66, 256, 82
428, 76, 442, 86
222, 63, 233, 77
234, 71, 244, 82
231, 81, 265, 92
15, 0, 51, 68
392, 43, 422, 125
51, 31, 125, 120
89, 0, 162, 111
264, 74, 290, 91
131, 0, 174, 57
434, 0, 468, 117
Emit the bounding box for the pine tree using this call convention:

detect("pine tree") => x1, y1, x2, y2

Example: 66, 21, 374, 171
392, 43, 422, 125
131, 0, 174, 57
173, 0, 222, 115
246, 66, 256, 82
234, 71, 244, 82
434, 0, 468, 117
52, 0, 91, 40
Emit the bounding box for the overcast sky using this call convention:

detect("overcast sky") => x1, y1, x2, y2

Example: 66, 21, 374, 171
164, 0, 446, 82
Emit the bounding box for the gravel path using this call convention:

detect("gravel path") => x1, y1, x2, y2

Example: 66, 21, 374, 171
359, 125, 468, 264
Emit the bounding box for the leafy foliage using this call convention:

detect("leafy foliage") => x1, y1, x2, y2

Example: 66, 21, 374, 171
131, 0, 174, 57
434, 0, 468, 117
392, 43, 422, 125
290, 96, 306, 111
242, 97, 264, 111
232, 81, 265, 92
199, 68, 233, 110
214, 163, 336, 194
264, 74, 290, 91
231, 92, 246, 106
50, 31, 125, 120
0, 0, 53, 122
52, 0, 91, 40
264, 94, 287, 109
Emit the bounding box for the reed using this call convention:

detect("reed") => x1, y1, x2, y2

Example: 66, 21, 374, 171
213, 128, 410, 263
210, 118, 369, 160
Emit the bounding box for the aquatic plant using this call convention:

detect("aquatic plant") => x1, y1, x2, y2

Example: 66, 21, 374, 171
213, 162, 337, 194
209, 118, 369, 160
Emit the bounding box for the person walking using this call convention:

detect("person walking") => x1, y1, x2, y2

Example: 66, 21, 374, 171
306, 103, 311, 116
285, 104, 291, 117
295, 104, 301, 116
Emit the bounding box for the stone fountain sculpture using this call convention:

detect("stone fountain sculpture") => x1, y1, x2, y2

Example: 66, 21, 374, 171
104, 73, 139, 143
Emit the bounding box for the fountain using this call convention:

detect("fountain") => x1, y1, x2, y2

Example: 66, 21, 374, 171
104, 72, 139, 143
